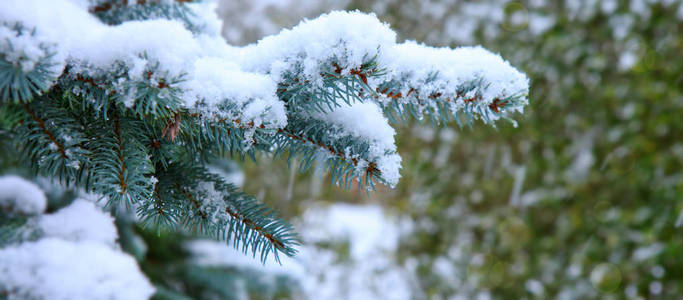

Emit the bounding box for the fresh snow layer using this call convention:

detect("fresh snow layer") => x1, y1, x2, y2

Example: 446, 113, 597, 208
1, 1, 528, 187
0, 197, 153, 299
38, 199, 118, 247
0, 175, 47, 216
0, 238, 155, 300
0, 0, 286, 128
184, 56, 286, 128
239, 10, 396, 81
0, 26, 50, 73
387, 42, 529, 114
313, 101, 402, 186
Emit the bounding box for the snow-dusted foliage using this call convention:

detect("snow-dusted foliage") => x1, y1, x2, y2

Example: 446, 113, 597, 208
0, 0, 527, 190
0, 1, 528, 296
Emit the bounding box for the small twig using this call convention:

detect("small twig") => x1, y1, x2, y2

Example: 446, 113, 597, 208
113, 109, 127, 194
179, 187, 207, 219
22, 103, 68, 159
277, 128, 381, 179
153, 181, 164, 215
488, 98, 507, 113
91, 0, 194, 13
224, 207, 286, 250
161, 113, 181, 141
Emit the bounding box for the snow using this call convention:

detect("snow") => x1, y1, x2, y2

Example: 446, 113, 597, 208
1, 0, 528, 187
0, 0, 286, 128
183, 56, 285, 128
528, 14, 555, 36
313, 101, 402, 186
0, 175, 47, 216
38, 199, 118, 247
301, 203, 400, 257
236, 9, 528, 121
386, 42, 529, 118
565, 131, 596, 183
186, 1, 225, 36
0, 188, 153, 299
292, 203, 414, 299
239, 10, 396, 80
526, 279, 545, 295
196, 181, 230, 223
0, 238, 155, 300
0, 26, 48, 72
318, 102, 395, 156
650, 281, 663, 294
70, 19, 200, 79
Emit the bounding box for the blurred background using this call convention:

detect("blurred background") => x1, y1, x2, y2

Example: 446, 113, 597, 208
204, 0, 683, 299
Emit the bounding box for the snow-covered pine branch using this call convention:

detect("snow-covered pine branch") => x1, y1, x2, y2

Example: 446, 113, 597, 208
0, 0, 528, 260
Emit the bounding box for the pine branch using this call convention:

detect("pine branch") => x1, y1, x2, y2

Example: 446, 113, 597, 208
271, 117, 388, 190
180, 185, 207, 220
16, 96, 90, 185
0, 216, 39, 247
89, 0, 209, 36
176, 111, 274, 163
0, 23, 61, 103
137, 164, 182, 229
223, 206, 286, 251
153, 182, 164, 216
113, 111, 129, 195
91, 0, 195, 14
277, 58, 381, 114
21, 103, 67, 159
61, 63, 185, 121
142, 162, 298, 263
372, 77, 526, 126
89, 107, 154, 211
0, 4, 530, 267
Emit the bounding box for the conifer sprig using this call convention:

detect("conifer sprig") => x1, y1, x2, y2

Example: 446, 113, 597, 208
0, 1, 528, 262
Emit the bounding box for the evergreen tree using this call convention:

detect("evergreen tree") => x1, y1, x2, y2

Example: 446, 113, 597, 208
0, 0, 527, 298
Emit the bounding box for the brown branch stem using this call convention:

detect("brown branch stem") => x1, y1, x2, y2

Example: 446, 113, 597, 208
180, 187, 207, 220
113, 110, 128, 194
22, 103, 68, 159
224, 207, 286, 250
276, 128, 381, 178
